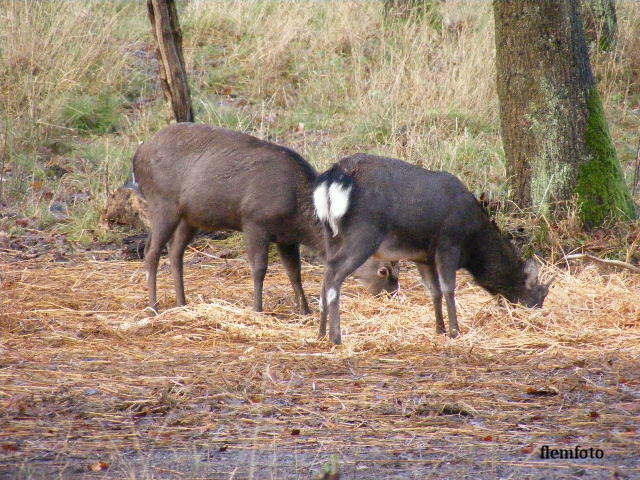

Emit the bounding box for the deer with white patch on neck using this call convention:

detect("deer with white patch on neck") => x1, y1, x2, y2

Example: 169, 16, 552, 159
314, 154, 550, 345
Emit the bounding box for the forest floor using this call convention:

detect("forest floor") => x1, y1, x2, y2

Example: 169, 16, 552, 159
3, 3, 640, 478
1, 238, 639, 480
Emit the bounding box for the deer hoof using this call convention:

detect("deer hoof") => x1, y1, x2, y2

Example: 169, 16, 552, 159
449, 329, 460, 339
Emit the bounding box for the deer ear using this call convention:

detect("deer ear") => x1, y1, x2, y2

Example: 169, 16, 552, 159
377, 267, 390, 278
523, 258, 539, 289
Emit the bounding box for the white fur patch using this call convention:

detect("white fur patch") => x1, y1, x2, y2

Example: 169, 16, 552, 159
439, 277, 455, 295
327, 288, 337, 304
327, 182, 352, 236
314, 178, 352, 237
313, 181, 330, 222
318, 296, 324, 312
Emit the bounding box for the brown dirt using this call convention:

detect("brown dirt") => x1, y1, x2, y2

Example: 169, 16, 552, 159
1, 241, 639, 479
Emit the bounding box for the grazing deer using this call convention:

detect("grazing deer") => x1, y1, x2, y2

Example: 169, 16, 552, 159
132, 124, 398, 314
314, 154, 550, 344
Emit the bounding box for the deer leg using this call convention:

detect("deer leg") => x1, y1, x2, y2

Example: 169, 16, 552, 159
322, 230, 384, 345
168, 219, 195, 307
143, 232, 152, 259
276, 243, 310, 315
435, 245, 461, 338
145, 206, 180, 313
319, 281, 328, 338
244, 224, 270, 312
416, 262, 445, 335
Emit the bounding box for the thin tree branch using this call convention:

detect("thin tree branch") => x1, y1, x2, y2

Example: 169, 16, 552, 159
563, 253, 640, 273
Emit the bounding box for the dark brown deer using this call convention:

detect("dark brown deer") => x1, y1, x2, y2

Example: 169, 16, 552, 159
314, 154, 550, 344
132, 123, 398, 314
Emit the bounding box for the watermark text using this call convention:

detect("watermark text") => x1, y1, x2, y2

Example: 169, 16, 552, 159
540, 445, 604, 460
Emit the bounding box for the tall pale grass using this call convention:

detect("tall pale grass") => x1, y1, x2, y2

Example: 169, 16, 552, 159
0, 1, 150, 240
0, 1, 149, 144
183, 0, 500, 177
0, 0, 638, 240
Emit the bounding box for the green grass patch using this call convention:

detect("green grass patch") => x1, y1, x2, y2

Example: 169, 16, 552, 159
61, 93, 123, 135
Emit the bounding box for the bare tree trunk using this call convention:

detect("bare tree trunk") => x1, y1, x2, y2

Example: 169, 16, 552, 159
581, 0, 617, 50
147, 0, 194, 123
493, 0, 634, 227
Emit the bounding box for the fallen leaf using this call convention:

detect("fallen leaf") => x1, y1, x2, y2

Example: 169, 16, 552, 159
483, 435, 493, 441
521, 445, 534, 454
525, 386, 559, 396
88, 461, 109, 472
1, 443, 19, 452
291, 428, 301, 436
588, 411, 600, 419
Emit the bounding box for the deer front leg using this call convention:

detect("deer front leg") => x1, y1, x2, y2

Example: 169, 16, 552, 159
435, 245, 461, 338
416, 262, 445, 335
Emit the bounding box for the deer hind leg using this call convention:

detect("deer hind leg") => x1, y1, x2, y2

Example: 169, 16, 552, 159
319, 281, 328, 338
168, 219, 195, 307
276, 242, 310, 315
243, 224, 271, 312
415, 262, 445, 335
321, 227, 384, 345
434, 244, 461, 338
145, 204, 180, 313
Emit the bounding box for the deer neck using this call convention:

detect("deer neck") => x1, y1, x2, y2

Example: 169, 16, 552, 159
463, 222, 524, 298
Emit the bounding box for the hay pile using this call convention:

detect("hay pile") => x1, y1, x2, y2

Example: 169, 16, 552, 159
1, 244, 639, 479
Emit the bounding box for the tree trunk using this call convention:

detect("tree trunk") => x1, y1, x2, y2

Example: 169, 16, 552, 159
493, 0, 634, 227
147, 0, 194, 123
581, 0, 617, 50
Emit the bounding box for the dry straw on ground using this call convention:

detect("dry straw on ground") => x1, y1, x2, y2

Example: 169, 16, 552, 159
1, 243, 639, 479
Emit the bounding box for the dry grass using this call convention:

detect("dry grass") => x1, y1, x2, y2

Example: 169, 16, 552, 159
1, 243, 639, 478
2, 1, 639, 243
